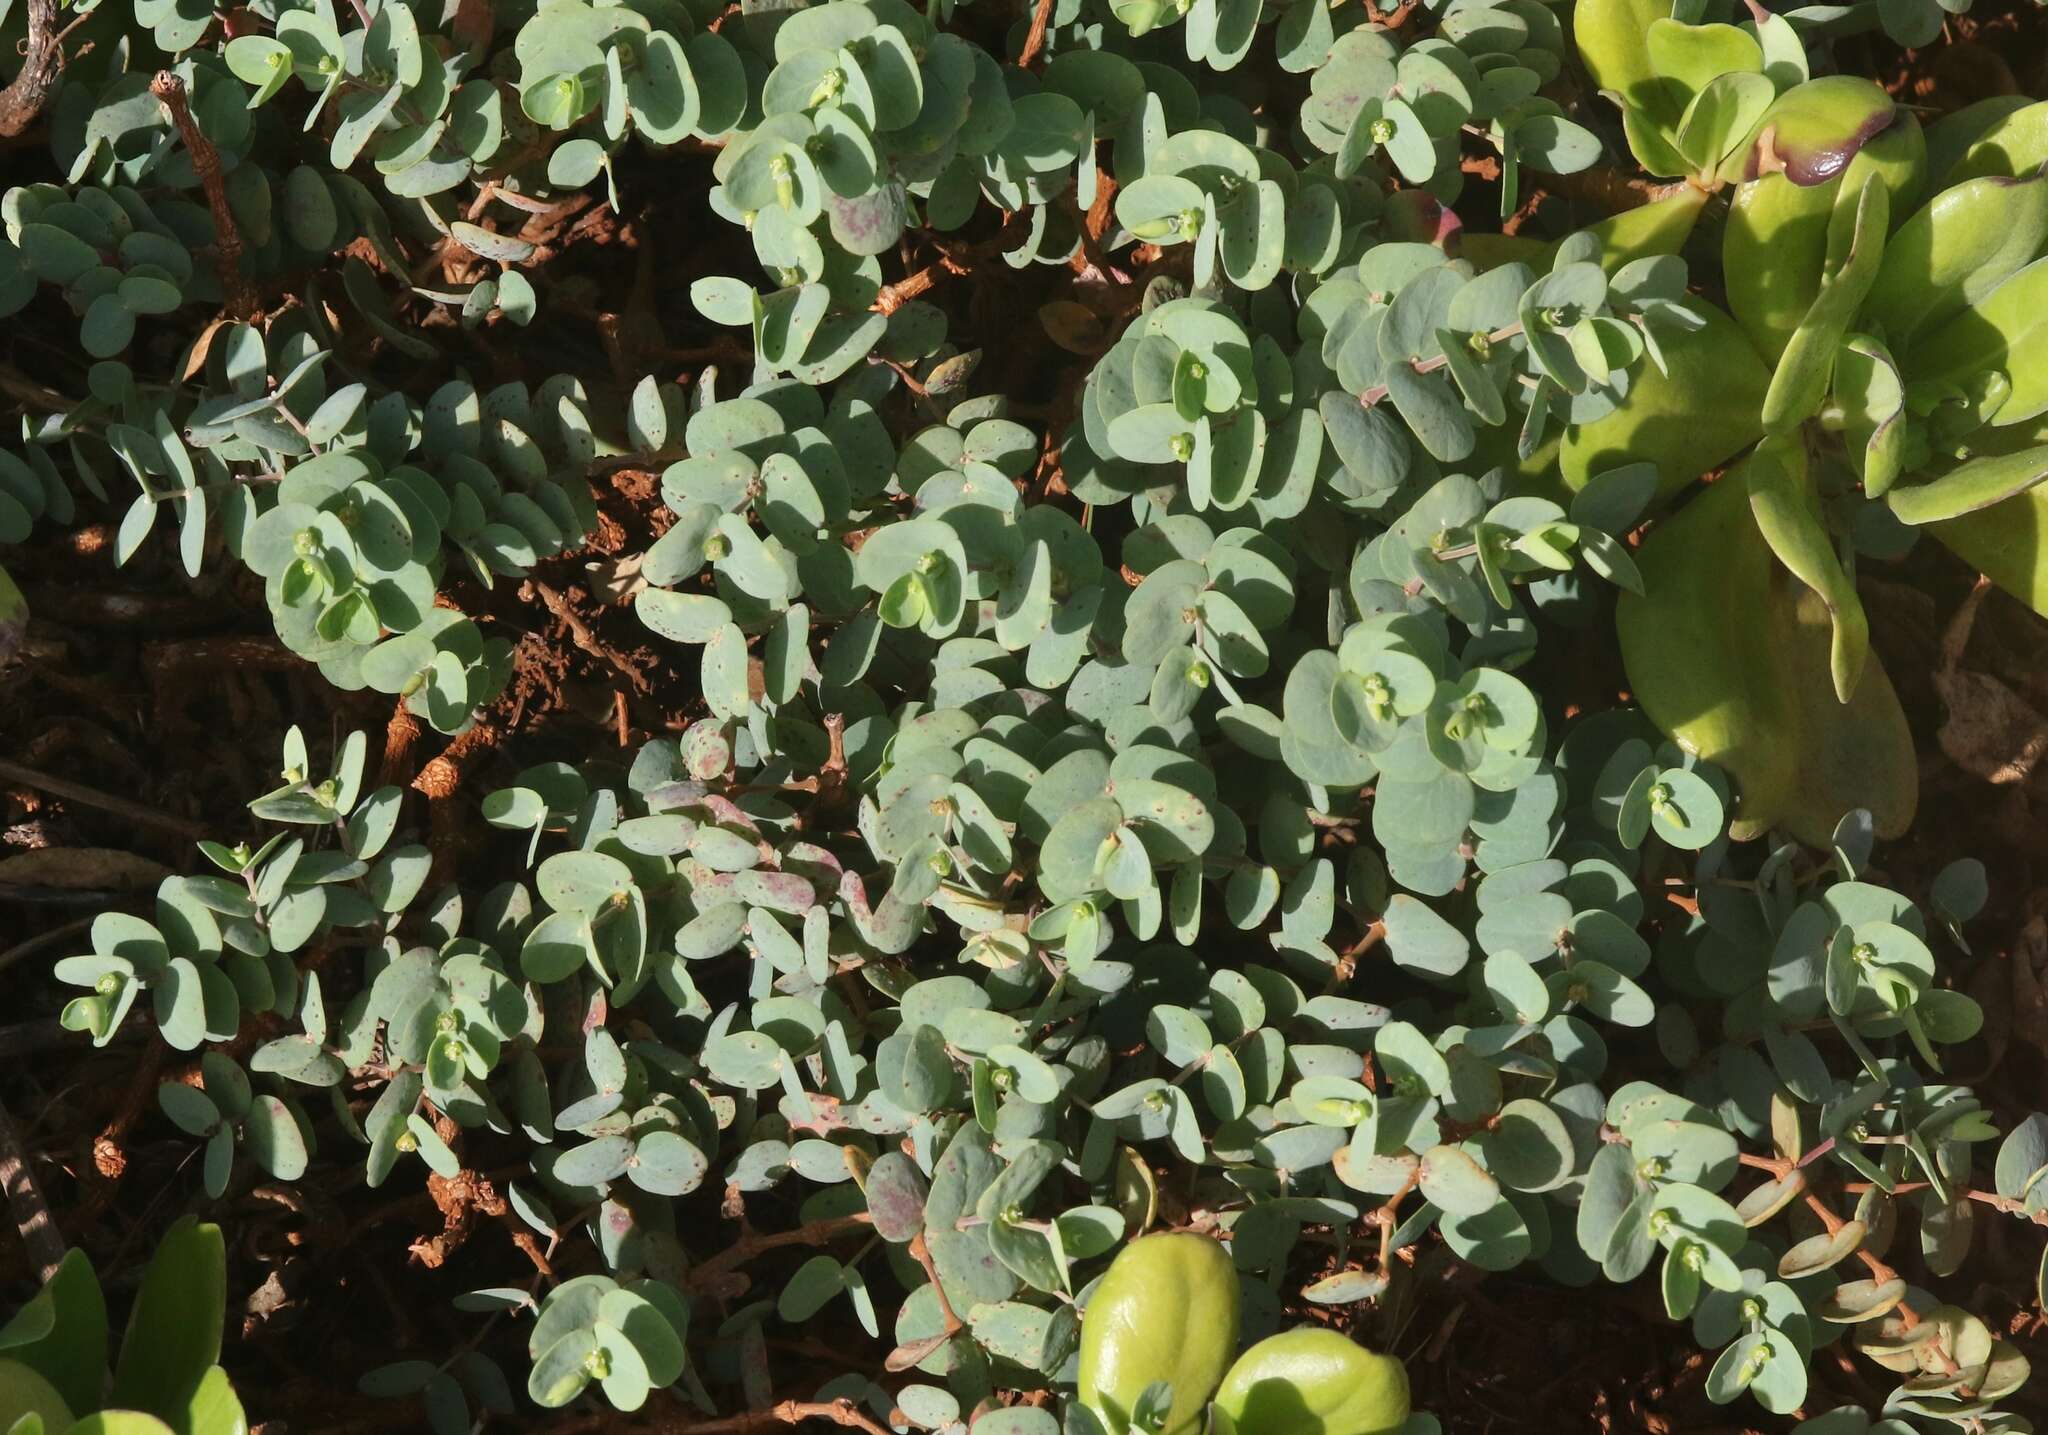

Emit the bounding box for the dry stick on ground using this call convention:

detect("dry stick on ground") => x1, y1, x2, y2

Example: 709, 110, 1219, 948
412, 720, 504, 801
686, 1211, 875, 1294
379, 698, 426, 788
0, 0, 71, 138
0, 1092, 66, 1285
533, 579, 653, 694
1537, 163, 1700, 215
0, 915, 92, 979
84, 1042, 166, 1190
541, 1396, 894, 1435
150, 70, 259, 321
1018, 0, 1058, 68
0, 756, 206, 840
870, 211, 1032, 315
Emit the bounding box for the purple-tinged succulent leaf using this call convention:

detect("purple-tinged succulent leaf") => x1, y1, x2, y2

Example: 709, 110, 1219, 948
1745, 76, 1897, 186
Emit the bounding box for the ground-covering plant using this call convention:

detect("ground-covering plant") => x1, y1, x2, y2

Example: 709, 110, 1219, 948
4, 0, 2048, 1429
51, 699, 2047, 1434
0, 1217, 247, 1435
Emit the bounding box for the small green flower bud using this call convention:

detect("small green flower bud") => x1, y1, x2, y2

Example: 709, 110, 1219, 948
1369, 117, 1396, 146
807, 68, 845, 106
1167, 432, 1195, 462
702, 533, 731, 561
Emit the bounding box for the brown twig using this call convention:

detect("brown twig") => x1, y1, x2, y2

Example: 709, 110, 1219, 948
1536, 163, 1700, 215
686, 1212, 874, 1294
0, 915, 93, 977
0, 756, 206, 839
1841, 1180, 2048, 1226
870, 212, 1032, 316
412, 721, 503, 801
1359, 322, 1525, 408
0, 0, 66, 138
547, 1397, 895, 1435
1018, 0, 1058, 68
379, 697, 425, 788
907, 1232, 964, 1333
150, 71, 258, 320
0, 1091, 66, 1285
87, 1042, 166, 1187
533, 580, 652, 694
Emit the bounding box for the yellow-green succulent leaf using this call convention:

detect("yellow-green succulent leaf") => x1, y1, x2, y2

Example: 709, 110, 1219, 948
1676, 71, 1775, 176
1619, 475, 1916, 845
1933, 483, 2048, 619
1725, 109, 1923, 363
1575, 0, 1678, 121
1946, 96, 2048, 186
1834, 334, 1910, 497
1645, 18, 1764, 95
1742, 76, 1900, 187
1559, 298, 1769, 503
0, 1362, 73, 1435
1214, 1330, 1411, 1435
1076, 1233, 1240, 1435
1908, 255, 2048, 428
1890, 442, 2048, 527
1620, 98, 1694, 179
1762, 177, 1889, 435
1743, 436, 1869, 701
1864, 172, 2048, 345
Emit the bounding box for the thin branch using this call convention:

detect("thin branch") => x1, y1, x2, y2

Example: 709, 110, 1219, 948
0, 1091, 66, 1285
1018, 0, 1058, 69
545, 1397, 895, 1435
0, 756, 206, 839
1534, 163, 1702, 215
0, 1018, 147, 1061
532, 580, 653, 694
150, 71, 258, 321
870, 211, 1032, 316
908, 1232, 964, 1333
685, 1212, 873, 1293
0, 0, 63, 139
1358, 322, 1525, 408
0, 915, 93, 978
